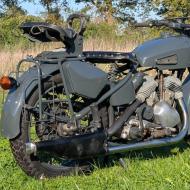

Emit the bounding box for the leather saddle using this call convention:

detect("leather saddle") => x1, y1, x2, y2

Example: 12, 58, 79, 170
20, 22, 74, 43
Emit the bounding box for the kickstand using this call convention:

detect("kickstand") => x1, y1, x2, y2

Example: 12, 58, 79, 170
119, 158, 127, 170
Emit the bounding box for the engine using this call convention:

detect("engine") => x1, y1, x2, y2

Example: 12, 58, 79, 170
120, 73, 182, 141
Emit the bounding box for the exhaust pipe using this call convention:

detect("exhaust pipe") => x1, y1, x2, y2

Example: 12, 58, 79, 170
107, 99, 142, 136
26, 98, 188, 158
108, 98, 189, 154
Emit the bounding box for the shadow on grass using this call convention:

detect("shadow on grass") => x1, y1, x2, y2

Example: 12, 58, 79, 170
125, 140, 190, 159
93, 140, 190, 170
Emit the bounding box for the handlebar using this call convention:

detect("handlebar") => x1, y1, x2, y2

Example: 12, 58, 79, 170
134, 19, 190, 31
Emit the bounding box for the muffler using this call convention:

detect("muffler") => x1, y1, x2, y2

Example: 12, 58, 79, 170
26, 131, 107, 159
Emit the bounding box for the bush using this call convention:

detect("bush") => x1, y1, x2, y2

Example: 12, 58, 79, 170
0, 14, 42, 48
85, 22, 117, 39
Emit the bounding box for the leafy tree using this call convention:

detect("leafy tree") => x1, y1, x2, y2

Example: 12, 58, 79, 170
0, 0, 26, 16
75, 0, 139, 24
152, 0, 190, 18
39, 0, 68, 21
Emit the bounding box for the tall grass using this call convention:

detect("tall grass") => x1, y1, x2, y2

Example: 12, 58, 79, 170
0, 38, 137, 75
83, 37, 137, 52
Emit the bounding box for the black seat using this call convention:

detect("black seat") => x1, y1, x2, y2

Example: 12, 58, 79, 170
83, 51, 134, 63
20, 22, 74, 43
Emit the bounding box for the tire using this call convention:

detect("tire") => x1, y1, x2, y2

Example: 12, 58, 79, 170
10, 74, 94, 178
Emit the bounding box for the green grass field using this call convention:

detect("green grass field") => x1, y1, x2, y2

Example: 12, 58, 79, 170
1, 93, 190, 190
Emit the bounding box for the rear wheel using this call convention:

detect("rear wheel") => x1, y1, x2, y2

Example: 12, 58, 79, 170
10, 74, 108, 178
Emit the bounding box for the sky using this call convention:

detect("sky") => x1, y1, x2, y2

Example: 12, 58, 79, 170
21, 1, 43, 15
21, 1, 84, 16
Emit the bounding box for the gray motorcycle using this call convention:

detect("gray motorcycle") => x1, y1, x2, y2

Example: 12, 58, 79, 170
1, 14, 190, 178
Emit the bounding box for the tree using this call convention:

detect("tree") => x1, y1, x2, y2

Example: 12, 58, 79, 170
152, 0, 190, 18
39, 0, 68, 21
75, 0, 138, 24
0, 0, 26, 16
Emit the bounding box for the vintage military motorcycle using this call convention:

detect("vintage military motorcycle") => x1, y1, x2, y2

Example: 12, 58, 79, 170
1, 14, 190, 178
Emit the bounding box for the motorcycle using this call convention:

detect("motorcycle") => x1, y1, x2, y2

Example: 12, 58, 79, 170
1, 14, 190, 178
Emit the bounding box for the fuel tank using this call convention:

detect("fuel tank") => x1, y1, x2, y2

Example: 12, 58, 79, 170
133, 35, 190, 70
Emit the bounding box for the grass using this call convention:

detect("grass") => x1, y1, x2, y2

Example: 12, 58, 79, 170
1, 92, 190, 190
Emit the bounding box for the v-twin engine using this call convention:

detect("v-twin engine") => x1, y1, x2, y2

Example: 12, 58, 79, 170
121, 74, 183, 141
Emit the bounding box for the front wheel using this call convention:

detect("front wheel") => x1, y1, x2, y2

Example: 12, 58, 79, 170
10, 74, 106, 178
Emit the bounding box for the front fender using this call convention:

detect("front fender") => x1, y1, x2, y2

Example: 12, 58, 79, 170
183, 74, 190, 134
1, 64, 59, 139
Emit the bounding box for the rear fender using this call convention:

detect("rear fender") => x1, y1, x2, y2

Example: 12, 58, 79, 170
1, 64, 59, 139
